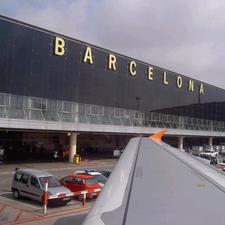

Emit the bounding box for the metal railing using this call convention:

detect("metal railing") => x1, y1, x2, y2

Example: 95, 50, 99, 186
0, 92, 225, 132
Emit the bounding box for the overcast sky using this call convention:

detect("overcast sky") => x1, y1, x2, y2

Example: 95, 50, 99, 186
1, 0, 225, 88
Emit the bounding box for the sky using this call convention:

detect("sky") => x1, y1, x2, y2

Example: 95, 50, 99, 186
1, 0, 225, 88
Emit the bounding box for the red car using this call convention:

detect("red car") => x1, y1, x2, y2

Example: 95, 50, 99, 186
59, 174, 100, 200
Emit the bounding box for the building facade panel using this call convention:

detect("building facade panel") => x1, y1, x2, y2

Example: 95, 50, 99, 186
1, 15, 225, 122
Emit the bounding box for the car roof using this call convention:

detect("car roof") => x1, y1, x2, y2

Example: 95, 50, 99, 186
88, 171, 102, 175
74, 170, 103, 176
70, 174, 95, 179
15, 168, 53, 178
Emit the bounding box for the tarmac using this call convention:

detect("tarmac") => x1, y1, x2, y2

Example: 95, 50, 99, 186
0, 158, 117, 225
0, 158, 117, 174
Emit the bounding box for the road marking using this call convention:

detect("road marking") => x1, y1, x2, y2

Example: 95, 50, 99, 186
0, 191, 11, 195
0, 195, 41, 210
0, 164, 115, 175
0, 204, 6, 213
3, 206, 90, 225
0, 171, 14, 175
45, 165, 115, 172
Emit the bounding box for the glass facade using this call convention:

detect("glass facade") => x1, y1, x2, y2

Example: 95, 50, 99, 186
0, 93, 225, 132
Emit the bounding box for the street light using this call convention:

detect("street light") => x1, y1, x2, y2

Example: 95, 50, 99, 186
136, 97, 141, 111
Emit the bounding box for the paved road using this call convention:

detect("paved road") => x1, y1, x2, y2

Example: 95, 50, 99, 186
54, 213, 87, 225
0, 159, 117, 225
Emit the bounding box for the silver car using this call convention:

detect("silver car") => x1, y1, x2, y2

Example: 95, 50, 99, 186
11, 168, 73, 204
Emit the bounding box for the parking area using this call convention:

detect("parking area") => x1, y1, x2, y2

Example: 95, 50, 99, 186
0, 159, 117, 224
0, 193, 92, 225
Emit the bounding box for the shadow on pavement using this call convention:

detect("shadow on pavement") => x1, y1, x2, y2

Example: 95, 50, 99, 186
0, 192, 81, 209
54, 213, 87, 225
0, 192, 43, 207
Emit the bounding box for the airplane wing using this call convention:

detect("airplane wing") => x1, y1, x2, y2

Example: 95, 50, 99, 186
82, 134, 225, 225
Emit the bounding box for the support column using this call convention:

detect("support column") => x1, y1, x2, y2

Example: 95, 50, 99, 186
178, 136, 185, 151
69, 132, 78, 163
208, 137, 213, 146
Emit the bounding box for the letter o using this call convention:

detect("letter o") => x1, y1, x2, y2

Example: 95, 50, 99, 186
177, 76, 182, 88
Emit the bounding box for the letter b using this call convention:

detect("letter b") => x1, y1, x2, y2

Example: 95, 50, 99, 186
54, 37, 65, 56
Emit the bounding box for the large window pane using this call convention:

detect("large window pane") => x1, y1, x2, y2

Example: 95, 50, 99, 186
11, 95, 23, 109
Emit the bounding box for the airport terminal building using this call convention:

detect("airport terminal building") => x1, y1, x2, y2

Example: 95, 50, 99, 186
1, 15, 225, 162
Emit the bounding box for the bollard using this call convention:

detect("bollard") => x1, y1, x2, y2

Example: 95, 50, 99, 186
82, 191, 87, 206
43, 179, 48, 215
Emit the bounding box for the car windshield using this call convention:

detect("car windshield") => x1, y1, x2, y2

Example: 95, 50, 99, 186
39, 176, 60, 188
94, 174, 107, 184
85, 178, 98, 186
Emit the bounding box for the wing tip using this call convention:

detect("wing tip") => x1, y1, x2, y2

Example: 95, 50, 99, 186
149, 129, 167, 141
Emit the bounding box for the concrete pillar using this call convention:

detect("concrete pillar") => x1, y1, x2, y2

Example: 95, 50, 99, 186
208, 137, 213, 146
178, 136, 185, 150
69, 133, 78, 163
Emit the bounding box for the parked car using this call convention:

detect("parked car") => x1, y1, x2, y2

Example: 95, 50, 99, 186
74, 170, 107, 188
210, 156, 225, 170
200, 150, 218, 159
210, 156, 218, 165
113, 149, 124, 158
59, 174, 100, 200
99, 170, 112, 178
11, 168, 73, 204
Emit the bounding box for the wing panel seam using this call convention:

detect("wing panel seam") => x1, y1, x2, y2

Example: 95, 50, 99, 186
122, 136, 142, 225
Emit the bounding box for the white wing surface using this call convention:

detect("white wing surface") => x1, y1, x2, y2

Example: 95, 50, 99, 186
82, 136, 225, 225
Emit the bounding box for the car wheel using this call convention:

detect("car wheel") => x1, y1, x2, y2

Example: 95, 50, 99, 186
63, 199, 71, 205
13, 189, 20, 199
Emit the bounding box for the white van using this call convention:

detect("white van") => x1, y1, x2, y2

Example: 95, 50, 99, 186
11, 168, 73, 204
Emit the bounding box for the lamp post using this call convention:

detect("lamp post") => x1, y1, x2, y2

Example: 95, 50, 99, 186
136, 97, 141, 111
